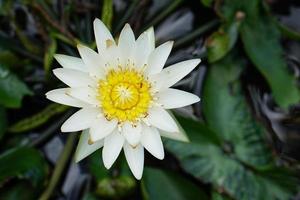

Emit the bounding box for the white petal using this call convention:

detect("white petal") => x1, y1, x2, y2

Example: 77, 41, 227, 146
154, 59, 201, 90
159, 130, 189, 142
54, 54, 87, 72
135, 32, 152, 68
157, 88, 200, 109
141, 125, 164, 159
101, 44, 122, 69
146, 41, 173, 75
77, 44, 105, 78
61, 107, 99, 132
122, 122, 142, 147
46, 88, 87, 108
93, 18, 115, 53
146, 106, 178, 132
159, 111, 189, 142
148, 73, 166, 93
75, 130, 103, 162
118, 24, 135, 65
68, 87, 99, 106
144, 27, 155, 51
124, 143, 144, 180
89, 117, 118, 142
53, 68, 96, 87
102, 130, 125, 169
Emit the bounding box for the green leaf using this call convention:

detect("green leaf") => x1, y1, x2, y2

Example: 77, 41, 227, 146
9, 103, 68, 133
0, 147, 48, 187
207, 22, 239, 63
165, 116, 298, 200
165, 53, 299, 200
241, 16, 300, 108
200, 0, 213, 7
0, 65, 32, 108
95, 176, 136, 199
88, 151, 136, 199
141, 167, 209, 200
82, 193, 98, 200
0, 106, 6, 140
221, 0, 300, 108
88, 150, 109, 181
203, 53, 272, 167
212, 191, 232, 200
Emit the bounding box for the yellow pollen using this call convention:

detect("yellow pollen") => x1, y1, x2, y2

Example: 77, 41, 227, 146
98, 68, 152, 122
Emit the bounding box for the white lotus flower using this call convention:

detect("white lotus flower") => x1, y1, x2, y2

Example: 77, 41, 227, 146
46, 18, 200, 179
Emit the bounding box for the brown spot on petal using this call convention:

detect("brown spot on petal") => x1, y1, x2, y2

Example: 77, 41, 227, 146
88, 137, 94, 145
106, 39, 114, 48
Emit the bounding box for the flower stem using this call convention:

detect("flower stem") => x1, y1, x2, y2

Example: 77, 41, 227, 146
39, 133, 77, 200
101, 0, 114, 30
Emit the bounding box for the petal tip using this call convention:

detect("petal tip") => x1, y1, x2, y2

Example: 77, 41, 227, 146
194, 58, 201, 65
124, 23, 130, 28
134, 172, 143, 180
93, 18, 101, 23
45, 90, 51, 97
144, 27, 154, 36
93, 18, 105, 31
157, 154, 165, 160
60, 126, 66, 132
52, 68, 60, 73
103, 161, 112, 169
147, 26, 154, 32
53, 54, 62, 60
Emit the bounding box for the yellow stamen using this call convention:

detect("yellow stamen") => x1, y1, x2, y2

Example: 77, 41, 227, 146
98, 68, 152, 122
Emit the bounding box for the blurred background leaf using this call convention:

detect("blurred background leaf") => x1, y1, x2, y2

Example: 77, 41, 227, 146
0, 65, 32, 108
166, 115, 298, 200
0, 181, 37, 200
8, 104, 68, 133
142, 167, 209, 200
221, 0, 300, 108
0, 147, 48, 187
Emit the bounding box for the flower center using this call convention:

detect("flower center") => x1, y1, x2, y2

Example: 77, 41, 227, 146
98, 68, 152, 122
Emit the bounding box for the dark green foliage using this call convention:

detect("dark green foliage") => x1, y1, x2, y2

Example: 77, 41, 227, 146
203, 53, 272, 167
165, 115, 298, 200
0, 65, 32, 108
220, 0, 300, 108
0, 181, 37, 200
0, 147, 48, 187
165, 52, 299, 199
0, 107, 6, 140
88, 151, 137, 199
207, 22, 239, 62
142, 167, 209, 200
8, 103, 68, 133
